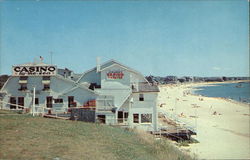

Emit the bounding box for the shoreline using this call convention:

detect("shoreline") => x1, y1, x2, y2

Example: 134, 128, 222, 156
157, 82, 250, 159
159, 80, 250, 105
158, 79, 250, 86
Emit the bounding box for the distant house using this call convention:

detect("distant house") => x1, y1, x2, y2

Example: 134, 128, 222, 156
204, 77, 224, 82
0, 59, 159, 132
164, 76, 178, 84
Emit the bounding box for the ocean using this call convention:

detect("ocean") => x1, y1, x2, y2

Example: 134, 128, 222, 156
193, 82, 250, 104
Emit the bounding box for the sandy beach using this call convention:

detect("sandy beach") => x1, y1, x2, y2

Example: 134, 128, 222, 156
158, 82, 250, 159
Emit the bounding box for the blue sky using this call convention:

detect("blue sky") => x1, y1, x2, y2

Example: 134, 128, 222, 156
0, 0, 249, 77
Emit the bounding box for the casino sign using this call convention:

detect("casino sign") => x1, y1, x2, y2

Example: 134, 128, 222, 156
12, 65, 57, 76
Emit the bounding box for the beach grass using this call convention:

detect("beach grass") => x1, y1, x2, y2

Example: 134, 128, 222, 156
0, 110, 192, 160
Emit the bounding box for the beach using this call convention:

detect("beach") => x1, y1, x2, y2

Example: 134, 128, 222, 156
158, 82, 250, 159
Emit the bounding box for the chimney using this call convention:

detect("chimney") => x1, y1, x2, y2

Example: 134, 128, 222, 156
96, 57, 101, 72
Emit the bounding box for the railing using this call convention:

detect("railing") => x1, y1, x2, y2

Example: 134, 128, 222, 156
83, 99, 96, 107
0, 100, 45, 115
0, 100, 26, 110
33, 106, 46, 115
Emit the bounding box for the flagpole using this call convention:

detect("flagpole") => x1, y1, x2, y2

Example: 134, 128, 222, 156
39, 56, 44, 62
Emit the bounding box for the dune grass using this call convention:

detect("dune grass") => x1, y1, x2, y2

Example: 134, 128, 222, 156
0, 110, 192, 160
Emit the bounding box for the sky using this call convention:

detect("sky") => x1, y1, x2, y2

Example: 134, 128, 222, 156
0, 0, 249, 77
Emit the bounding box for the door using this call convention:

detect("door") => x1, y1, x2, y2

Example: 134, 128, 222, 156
133, 114, 139, 123
124, 112, 128, 122
68, 96, 74, 107
10, 97, 16, 109
118, 111, 123, 123
18, 97, 24, 109
46, 96, 53, 108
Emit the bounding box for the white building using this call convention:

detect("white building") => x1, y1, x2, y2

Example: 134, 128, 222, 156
0, 59, 159, 131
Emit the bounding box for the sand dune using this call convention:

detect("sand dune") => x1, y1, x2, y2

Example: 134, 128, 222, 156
158, 83, 250, 159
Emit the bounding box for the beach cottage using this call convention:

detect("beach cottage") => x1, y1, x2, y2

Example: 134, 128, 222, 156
0, 59, 159, 131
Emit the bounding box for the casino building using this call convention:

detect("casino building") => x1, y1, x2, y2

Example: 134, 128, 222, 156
0, 59, 159, 131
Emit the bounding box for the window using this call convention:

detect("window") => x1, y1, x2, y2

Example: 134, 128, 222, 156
10, 97, 16, 109
139, 94, 144, 101
18, 97, 24, 109
20, 76, 28, 80
35, 98, 39, 105
19, 84, 27, 91
43, 76, 50, 80
141, 114, 152, 123
54, 98, 63, 103
43, 84, 50, 90
133, 114, 139, 123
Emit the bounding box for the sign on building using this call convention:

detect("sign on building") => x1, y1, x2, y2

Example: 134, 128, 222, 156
12, 65, 57, 76
107, 71, 124, 79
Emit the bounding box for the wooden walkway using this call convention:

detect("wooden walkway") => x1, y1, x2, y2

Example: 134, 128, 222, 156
154, 114, 196, 141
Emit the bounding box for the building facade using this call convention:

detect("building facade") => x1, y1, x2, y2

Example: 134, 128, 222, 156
0, 60, 159, 131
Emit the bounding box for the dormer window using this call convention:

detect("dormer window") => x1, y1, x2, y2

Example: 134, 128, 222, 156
43, 76, 50, 80
20, 76, 28, 80
42, 76, 50, 84
19, 76, 28, 84
19, 76, 28, 91
19, 84, 27, 91
43, 84, 50, 91
42, 76, 50, 90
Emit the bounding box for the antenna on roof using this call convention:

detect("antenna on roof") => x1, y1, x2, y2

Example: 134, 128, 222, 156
96, 57, 101, 72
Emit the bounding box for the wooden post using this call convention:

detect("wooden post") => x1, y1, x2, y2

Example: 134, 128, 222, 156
128, 97, 133, 126
32, 87, 35, 116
